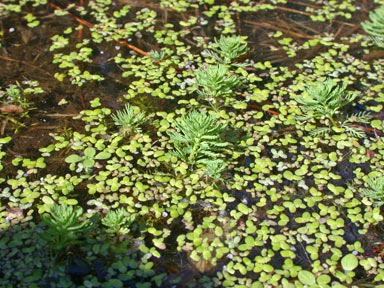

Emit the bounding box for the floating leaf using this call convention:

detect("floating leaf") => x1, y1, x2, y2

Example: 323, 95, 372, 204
237, 203, 250, 214
65, 154, 83, 163
83, 158, 95, 168
84, 147, 96, 158
215, 226, 223, 237
317, 274, 331, 284
42, 196, 54, 205
298, 270, 316, 285
95, 151, 111, 160
341, 254, 358, 271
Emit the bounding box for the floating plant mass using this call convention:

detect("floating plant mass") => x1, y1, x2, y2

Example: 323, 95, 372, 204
0, 0, 384, 287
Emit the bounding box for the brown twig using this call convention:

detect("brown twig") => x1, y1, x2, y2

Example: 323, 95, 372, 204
78, 0, 84, 42
363, 51, 384, 61
0, 55, 52, 76
288, 0, 321, 9
43, 113, 78, 117
116, 40, 149, 56
276, 5, 356, 27
247, 103, 279, 115
28, 126, 58, 131
362, 126, 384, 136
31, 53, 41, 64
236, 12, 242, 35
334, 24, 344, 40
288, 19, 320, 35
80, 94, 86, 109
276, 6, 313, 17
244, 20, 315, 39
343, 25, 362, 38
1, 117, 8, 135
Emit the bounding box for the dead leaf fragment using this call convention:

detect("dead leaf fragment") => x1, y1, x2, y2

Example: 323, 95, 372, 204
0, 105, 24, 114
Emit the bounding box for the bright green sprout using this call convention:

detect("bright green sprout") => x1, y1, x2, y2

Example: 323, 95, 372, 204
204, 159, 228, 184
112, 103, 146, 136
361, 5, 384, 48
203, 35, 248, 65
1, 81, 43, 111
102, 208, 136, 236
150, 49, 166, 61
196, 64, 240, 104
361, 175, 384, 206
296, 78, 358, 124
168, 110, 229, 168
41, 203, 91, 252
296, 79, 369, 137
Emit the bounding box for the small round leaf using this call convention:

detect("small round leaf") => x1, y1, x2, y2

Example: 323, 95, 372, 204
298, 270, 316, 285
341, 253, 358, 271
65, 154, 83, 163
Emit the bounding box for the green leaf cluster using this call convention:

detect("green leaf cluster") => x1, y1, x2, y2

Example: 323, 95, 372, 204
296, 78, 357, 124
65, 147, 111, 171
295, 78, 370, 137
361, 5, 384, 48
203, 35, 248, 65
196, 64, 240, 100
41, 203, 91, 252
112, 103, 146, 136
204, 159, 227, 182
102, 208, 136, 236
168, 110, 229, 167
149, 49, 166, 61
361, 174, 384, 206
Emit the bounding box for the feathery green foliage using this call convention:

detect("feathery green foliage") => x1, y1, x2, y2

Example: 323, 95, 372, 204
203, 35, 248, 65
102, 208, 136, 236
340, 111, 371, 138
361, 175, 384, 207
41, 204, 91, 252
296, 78, 358, 125
361, 5, 384, 48
204, 159, 227, 182
296, 79, 370, 138
112, 103, 146, 135
150, 49, 165, 61
196, 64, 240, 101
168, 110, 229, 167
309, 111, 371, 138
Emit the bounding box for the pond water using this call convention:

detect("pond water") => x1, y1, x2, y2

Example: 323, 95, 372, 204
1, 0, 384, 287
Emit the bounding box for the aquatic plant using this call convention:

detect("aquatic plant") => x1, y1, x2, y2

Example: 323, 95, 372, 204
168, 110, 229, 168
204, 159, 227, 183
296, 79, 357, 124
361, 5, 384, 48
2, 1, 384, 287
203, 35, 248, 65
0, 81, 44, 132
150, 49, 166, 61
52, 46, 104, 86
2, 81, 43, 110
102, 208, 136, 236
196, 64, 240, 104
296, 79, 370, 137
40, 203, 91, 252
361, 174, 384, 206
111, 103, 146, 136
65, 147, 111, 173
